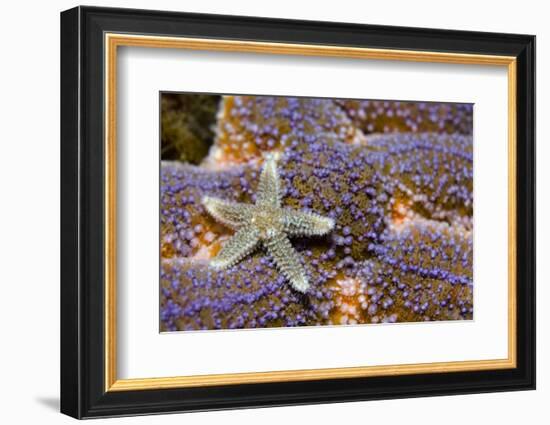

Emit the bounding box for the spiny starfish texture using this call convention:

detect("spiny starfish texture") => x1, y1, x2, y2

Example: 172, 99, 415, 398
202, 155, 335, 292
160, 95, 474, 331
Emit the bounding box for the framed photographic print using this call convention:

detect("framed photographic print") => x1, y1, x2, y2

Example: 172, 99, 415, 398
60, 6, 536, 419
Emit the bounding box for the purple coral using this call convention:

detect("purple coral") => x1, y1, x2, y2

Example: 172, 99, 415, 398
160, 94, 474, 331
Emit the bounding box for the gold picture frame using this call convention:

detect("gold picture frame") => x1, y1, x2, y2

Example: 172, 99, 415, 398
104, 33, 517, 392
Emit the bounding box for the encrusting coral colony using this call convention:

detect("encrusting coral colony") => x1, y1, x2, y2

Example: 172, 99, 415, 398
160, 95, 473, 331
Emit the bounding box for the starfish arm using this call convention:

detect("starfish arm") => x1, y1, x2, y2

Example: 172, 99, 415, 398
202, 195, 254, 230
210, 226, 260, 269
256, 154, 281, 207
282, 209, 335, 237
264, 232, 309, 293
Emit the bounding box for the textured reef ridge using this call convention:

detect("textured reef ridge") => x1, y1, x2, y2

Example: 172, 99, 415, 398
202, 154, 335, 293
160, 96, 473, 331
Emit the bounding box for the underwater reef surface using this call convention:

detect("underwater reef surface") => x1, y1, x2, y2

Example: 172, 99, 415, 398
161, 94, 221, 164
160, 96, 473, 331
337, 99, 474, 135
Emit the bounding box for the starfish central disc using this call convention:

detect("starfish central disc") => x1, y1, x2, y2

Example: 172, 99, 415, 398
250, 208, 283, 239
201, 155, 335, 293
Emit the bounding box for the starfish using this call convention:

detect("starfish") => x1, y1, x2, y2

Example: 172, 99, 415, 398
202, 155, 335, 293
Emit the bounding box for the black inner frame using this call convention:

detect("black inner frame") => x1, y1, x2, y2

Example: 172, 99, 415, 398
61, 6, 535, 419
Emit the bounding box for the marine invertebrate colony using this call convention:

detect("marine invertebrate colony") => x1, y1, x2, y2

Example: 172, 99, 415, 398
160, 94, 473, 332
202, 154, 335, 292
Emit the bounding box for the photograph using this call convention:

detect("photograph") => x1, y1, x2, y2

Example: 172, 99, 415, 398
160, 93, 474, 332
58, 5, 536, 419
